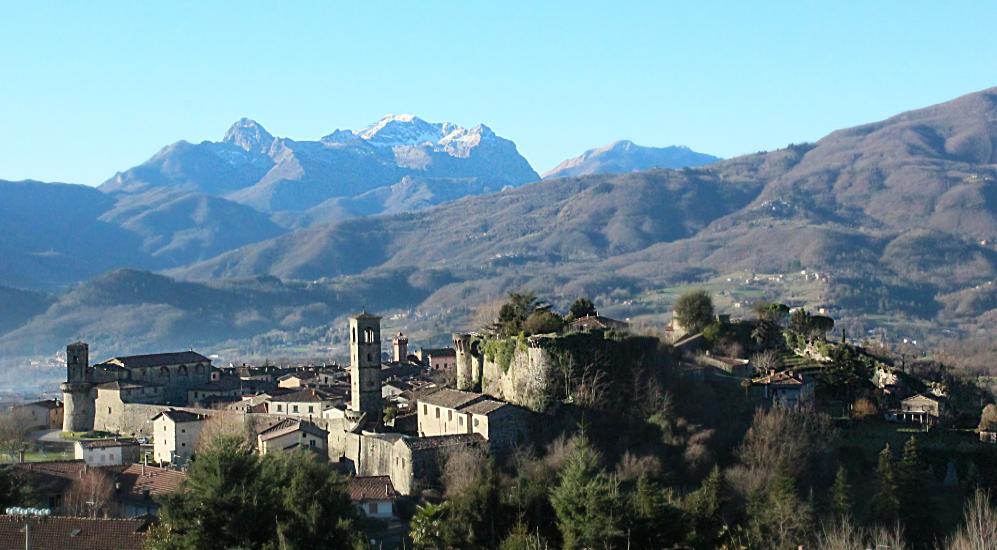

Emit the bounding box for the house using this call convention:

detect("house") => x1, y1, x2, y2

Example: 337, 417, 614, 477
264, 388, 335, 418
567, 314, 629, 333
752, 370, 815, 407
348, 475, 399, 519
73, 438, 140, 466
256, 418, 328, 457
278, 371, 317, 389
150, 409, 206, 466
895, 393, 945, 426
417, 348, 457, 371
10, 399, 63, 431
417, 388, 529, 451
114, 463, 187, 517
187, 375, 244, 406
0, 515, 150, 550
12, 460, 185, 518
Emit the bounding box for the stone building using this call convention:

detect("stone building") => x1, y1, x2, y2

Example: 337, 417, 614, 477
265, 388, 337, 418
61, 343, 215, 434
417, 388, 529, 451
418, 348, 457, 372
10, 399, 63, 431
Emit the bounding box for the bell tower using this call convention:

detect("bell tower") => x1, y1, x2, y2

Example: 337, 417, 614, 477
349, 312, 383, 424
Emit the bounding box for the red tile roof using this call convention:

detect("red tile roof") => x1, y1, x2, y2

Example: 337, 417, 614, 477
117, 464, 186, 498
0, 515, 149, 550
348, 476, 398, 501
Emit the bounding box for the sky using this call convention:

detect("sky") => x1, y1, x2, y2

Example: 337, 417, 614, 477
2, 1, 997, 186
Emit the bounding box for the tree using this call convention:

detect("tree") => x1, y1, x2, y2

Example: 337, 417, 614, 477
943, 489, 997, 550
65, 468, 116, 518
682, 466, 730, 548
497, 291, 541, 337
0, 465, 28, 511
821, 345, 871, 397
830, 466, 852, 519
549, 434, 624, 549
897, 436, 934, 544
500, 520, 550, 550
673, 290, 715, 334
410, 502, 448, 550
979, 403, 997, 432
0, 409, 32, 460
150, 437, 361, 550
751, 349, 783, 374
523, 310, 565, 336
629, 473, 686, 548
566, 297, 597, 321
747, 474, 813, 549
871, 444, 900, 524
753, 302, 790, 325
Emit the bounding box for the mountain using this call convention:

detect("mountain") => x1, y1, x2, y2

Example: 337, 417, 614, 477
102, 115, 540, 217
543, 140, 720, 179
3, 88, 997, 364
170, 87, 997, 338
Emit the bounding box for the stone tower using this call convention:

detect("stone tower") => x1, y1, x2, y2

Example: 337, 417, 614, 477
350, 313, 383, 424
392, 332, 408, 363
61, 341, 95, 432
453, 333, 474, 391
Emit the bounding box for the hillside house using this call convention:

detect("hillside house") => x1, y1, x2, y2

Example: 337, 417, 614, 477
752, 370, 815, 407
151, 409, 206, 466
894, 393, 946, 426
417, 388, 528, 450
73, 438, 140, 466
10, 399, 63, 431
348, 475, 399, 520
257, 418, 328, 457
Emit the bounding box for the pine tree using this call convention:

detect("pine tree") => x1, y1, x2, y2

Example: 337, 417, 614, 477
830, 465, 853, 519
897, 436, 935, 545
549, 435, 624, 550
871, 444, 900, 523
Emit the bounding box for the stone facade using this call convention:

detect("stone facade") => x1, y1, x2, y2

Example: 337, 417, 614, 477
350, 313, 383, 423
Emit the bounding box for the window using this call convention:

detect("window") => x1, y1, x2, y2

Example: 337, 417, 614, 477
447, 410, 452, 421
181, 442, 185, 447
181, 429, 185, 434
474, 418, 479, 427
435, 407, 439, 419
293, 405, 299, 413
308, 406, 314, 413
363, 327, 375, 343
108, 407, 112, 415
423, 404, 427, 414
277, 404, 283, 412
178, 365, 188, 377
352, 327, 356, 343
309, 439, 316, 447
459, 416, 463, 425
368, 502, 377, 514
160, 367, 170, 379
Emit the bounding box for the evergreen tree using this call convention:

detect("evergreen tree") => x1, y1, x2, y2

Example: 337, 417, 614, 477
830, 465, 853, 519
747, 475, 813, 550
629, 473, 686, 548
673, 290, 715, 334
683, 465, 730, 548
549, 435, 624, 550
897, 436, 935, 544
871, 444, 900, 524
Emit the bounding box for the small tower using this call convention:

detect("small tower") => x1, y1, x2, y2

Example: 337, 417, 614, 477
392, 332, 408, 363
453, 333, 473, 391
350, 313, 383, 425
61, 341, 95, 432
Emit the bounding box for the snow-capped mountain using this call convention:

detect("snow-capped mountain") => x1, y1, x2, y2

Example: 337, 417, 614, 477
102, 115, 540, 217
544, 140, 720, 179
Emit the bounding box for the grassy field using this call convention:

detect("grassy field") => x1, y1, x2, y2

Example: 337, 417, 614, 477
0, 449, 73, 464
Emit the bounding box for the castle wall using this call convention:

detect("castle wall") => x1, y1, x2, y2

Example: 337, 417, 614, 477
481, 345, 553, 411
61, 384, 96, 432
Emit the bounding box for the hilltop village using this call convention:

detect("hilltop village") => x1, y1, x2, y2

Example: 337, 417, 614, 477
1, 292, 996, 549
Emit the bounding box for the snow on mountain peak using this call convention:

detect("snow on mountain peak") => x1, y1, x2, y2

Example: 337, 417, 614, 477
353, 115, 498, 155
223, 118, 274, 154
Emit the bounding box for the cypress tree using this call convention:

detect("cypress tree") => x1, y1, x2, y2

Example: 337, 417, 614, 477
549, 435, 624, 550
830, 465, 853, 519
872, 444, 900, 523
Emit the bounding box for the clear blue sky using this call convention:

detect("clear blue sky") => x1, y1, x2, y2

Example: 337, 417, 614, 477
2, 1, 997, 185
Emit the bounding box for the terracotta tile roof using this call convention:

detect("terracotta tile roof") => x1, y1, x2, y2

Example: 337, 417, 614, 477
420, 348, 456, 357
117, 464, 186, 498
0, 515, 149, 549
258, 419, 329, 441
76, 438, 139, 449
151, 409, 205, 424
266, 388, 330, 403
401, 433, 485, 451
754, 370, 807, 386
419, 388, 486, 409
461, 399, 509, 415
96, 380, 162, 391
14, 399, 62, 410
12, 460, 89, 479
99, 351, 210, 369
348, 476, 398, 501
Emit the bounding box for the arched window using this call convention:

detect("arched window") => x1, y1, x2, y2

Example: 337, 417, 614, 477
178, 365, 188, 377
363, 327, 375, 344
195, 364, 204, 375
160, 367, 170, 379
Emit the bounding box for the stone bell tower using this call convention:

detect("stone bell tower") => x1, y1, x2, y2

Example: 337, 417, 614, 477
61, 341, 95, 432
392, 332, 408, 363
349, 312, 383, 424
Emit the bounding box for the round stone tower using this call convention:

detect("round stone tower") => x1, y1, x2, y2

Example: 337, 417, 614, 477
61, 341, 95, 433
453, 333, 473, 391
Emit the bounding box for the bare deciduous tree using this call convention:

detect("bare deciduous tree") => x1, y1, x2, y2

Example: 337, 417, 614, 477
442, 445, 490, 497
944, 489, 997, 550
65, 468, 116, 518
195, 413, 257, 452
0, 409, 32, 460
